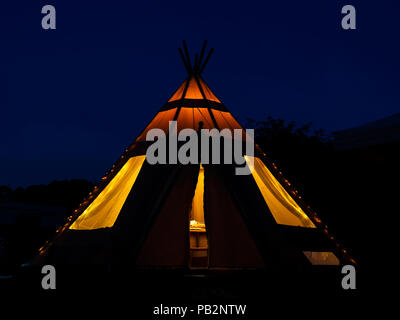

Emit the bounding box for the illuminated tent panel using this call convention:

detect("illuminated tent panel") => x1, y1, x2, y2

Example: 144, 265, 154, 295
245, 156, 316, 228
303, 251, 340, 265
177, 107, 215, 131
168, 77, 221, 103
185, 77, 204, 100
137, 108, 177, 141
198, 78, 220, 102
168, 80, 187, 102
190, 165, 205, 226
213, 110, 243, 133
137, 108, 244, 141
69, 155, 146, 230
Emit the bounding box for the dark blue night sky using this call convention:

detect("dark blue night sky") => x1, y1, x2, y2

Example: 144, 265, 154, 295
1, 0, 399, 187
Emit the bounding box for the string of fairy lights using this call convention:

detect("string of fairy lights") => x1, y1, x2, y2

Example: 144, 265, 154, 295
37, 146, 134, 257
255, 144, 356, 265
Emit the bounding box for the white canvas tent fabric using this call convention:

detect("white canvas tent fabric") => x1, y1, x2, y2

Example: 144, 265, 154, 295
70, 156, 146, 230
245, 156, 315, 228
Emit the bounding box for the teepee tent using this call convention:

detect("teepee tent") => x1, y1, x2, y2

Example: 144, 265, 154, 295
35, 41, 355, 269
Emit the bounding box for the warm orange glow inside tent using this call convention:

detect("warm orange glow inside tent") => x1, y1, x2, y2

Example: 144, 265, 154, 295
69, 155, 146, 230
168, 77, 221, 103
245, 156, 316, 228
303, 251, 340, 265
189, 165, 208, 268
177, 107, 215, 131
190, 165, 205, 228
184, 77, 204, 99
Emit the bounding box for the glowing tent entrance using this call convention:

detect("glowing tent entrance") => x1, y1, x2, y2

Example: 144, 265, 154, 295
35, 41, 354, 269
188, 165, 208, 268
